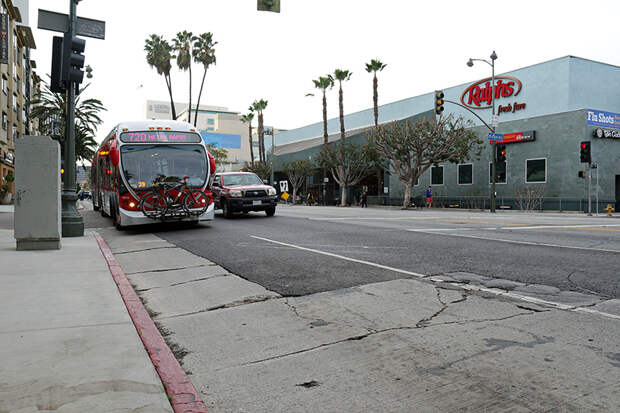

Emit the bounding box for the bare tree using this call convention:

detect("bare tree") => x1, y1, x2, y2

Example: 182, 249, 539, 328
368, 115, 482, 208
318, 141, 370, 206
285, 159, 314, 204
243, 160, 272, 182
515, 185, 545, 211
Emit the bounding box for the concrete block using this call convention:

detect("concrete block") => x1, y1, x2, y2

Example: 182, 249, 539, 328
14, 136, 61, 250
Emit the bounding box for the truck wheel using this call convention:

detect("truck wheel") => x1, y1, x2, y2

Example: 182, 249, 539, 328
222, 200, 233, 219
265, 207, 276, 217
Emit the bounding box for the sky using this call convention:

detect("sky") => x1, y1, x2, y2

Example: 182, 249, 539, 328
29, 0, 620, 145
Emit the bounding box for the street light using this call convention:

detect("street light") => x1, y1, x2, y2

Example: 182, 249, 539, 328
467, 50, 498, 213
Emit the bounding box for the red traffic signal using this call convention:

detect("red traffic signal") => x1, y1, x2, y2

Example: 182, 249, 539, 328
580, 141, 591, 163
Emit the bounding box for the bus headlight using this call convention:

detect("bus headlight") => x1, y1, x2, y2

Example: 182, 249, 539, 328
267, 187, 276, 196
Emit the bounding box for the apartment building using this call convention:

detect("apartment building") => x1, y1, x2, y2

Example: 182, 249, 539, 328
0, 0, 39, 192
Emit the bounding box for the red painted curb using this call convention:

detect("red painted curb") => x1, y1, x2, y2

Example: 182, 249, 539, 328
95, 234, 208, 413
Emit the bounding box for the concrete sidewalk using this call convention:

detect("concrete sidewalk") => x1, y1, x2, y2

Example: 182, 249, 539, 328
0, 228, 173, 412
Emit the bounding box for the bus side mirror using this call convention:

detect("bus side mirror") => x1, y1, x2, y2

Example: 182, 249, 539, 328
110, 147, 119, 166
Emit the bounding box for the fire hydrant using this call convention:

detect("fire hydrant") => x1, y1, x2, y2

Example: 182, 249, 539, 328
605, 204, 615, 216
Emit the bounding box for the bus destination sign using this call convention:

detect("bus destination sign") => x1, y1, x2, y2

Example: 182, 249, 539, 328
120, 131, 202, 143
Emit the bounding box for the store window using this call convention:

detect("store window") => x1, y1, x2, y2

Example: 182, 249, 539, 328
207, 118, 214, 125
489, 161, 507, 184
431, 165, 444, 185
457, 164, 473, 185
526, 158, 546, 183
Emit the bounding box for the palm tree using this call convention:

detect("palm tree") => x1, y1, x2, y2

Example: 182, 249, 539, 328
365, 59, 387, 127
144, 34, 176, 120
251, 99, 268, 163
312, 75, 334, 145
172, 31, 194, 122
365, 59, 387, 195
30, 80, 106, 163
192, 32, 217, 127
333, 69, 352, 145
241, 112, 255, 166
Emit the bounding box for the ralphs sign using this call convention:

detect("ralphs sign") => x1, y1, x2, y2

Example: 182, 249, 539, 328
460, 76, 522, 110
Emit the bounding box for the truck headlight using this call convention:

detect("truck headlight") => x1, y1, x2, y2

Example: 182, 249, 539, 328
229, 190, 243, 197
267, 187, 276, 196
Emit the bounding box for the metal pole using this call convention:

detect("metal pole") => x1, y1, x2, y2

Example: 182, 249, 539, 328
61, 0, 84, 236
490, 53, 496, 213
596, 166, 599, 215
588, 163, 592, 216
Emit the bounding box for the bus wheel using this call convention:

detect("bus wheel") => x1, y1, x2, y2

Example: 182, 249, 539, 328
113, 203, 123, 230
100, 199, 109, 217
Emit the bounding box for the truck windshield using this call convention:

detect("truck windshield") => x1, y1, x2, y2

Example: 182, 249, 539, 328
222, 174, 263, 186
120, 144, 207, 189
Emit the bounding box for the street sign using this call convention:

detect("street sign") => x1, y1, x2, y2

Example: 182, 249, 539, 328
279, 181, 289, 192
38, 9, 106, 39
281, 191, 289, 200
488, 132, 503, 142
263, 127, 273, 135
591, 163, 598, 169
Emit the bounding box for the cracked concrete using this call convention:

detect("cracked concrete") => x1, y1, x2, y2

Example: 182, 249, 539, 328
96, 229, 620, 412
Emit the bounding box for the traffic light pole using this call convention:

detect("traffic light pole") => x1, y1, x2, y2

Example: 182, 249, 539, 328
61, 0, 84, 237
588, 163, 592, 216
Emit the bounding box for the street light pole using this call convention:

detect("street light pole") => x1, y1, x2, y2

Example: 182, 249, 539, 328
61, 0, 84, 236
467, 50, 498, 213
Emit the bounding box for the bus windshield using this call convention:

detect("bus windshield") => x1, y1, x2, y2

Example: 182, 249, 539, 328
120, 144, 208, 189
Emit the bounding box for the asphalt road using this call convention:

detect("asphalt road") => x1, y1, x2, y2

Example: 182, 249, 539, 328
130, 205, 620, 299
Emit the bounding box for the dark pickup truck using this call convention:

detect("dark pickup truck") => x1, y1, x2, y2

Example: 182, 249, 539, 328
211, 172, 278, 218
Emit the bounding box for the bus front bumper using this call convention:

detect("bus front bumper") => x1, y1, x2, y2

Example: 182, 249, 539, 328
119, 203, 215, 226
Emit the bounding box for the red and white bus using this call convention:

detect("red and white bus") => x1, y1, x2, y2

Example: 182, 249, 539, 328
91, 120, 216, 229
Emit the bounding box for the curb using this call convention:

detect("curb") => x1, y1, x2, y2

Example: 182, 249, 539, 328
94, 233, 208, 413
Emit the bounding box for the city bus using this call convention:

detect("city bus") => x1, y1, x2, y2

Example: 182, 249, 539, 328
91, 120, 216, 229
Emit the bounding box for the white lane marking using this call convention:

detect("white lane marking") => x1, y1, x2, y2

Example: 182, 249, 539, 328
407, 228, 477, 232
499, 224, 620, 230
250, 235, 426, 278
251, 235, 620, 321
404, 229, 620, 253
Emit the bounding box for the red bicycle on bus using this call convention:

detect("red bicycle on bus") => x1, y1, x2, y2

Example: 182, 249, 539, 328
140, 175, 209, 219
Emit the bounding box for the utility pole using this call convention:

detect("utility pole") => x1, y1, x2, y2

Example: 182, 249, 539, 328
61, 0, 83, 237
588, 163, 592, 216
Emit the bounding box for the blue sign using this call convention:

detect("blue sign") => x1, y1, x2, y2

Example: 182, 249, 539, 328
200, 131, 241, 149
488, 132, 503, 141
587, 109, 620, 130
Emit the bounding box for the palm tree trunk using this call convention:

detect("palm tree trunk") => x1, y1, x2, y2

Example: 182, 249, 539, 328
322, 91, 328, 144
194, 67, 207, 126
338, 84, 345, 144
188, 64, 193, 123
165, 74, 177, 120
258, 113, 264, 163
248, 124, 254, 166
373, 74, 378, 127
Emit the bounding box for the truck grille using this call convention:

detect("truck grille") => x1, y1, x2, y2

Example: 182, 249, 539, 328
244, 189, 267, 198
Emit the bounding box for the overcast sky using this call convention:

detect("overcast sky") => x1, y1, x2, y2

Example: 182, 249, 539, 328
30, 0, 620, 144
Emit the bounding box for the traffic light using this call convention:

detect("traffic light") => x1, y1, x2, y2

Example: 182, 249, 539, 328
580, 141, 591, 163
61, 32, 86, 85
257, 0, 280, 12
434, 90, 444, 115
50, 36, 65, 93
496, 143, 506, 163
